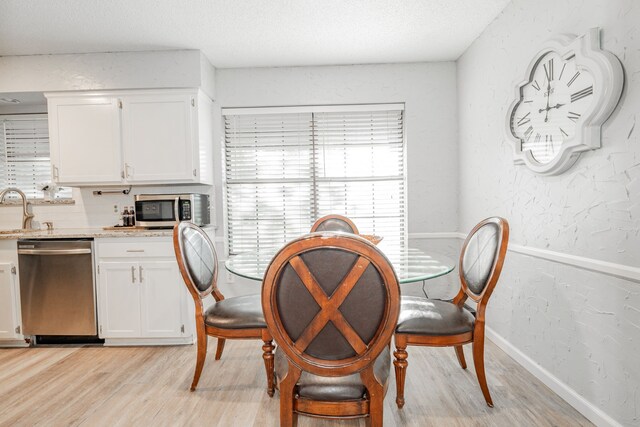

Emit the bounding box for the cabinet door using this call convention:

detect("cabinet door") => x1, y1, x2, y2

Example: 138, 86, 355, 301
139, 261, 185, 338
97, 262, 141, 338
121, 94, 195, 183
48, 96, 123, 184
0, 263, 21, 339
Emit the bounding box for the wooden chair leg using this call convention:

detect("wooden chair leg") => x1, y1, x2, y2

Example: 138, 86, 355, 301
279, 365, 301, 427
393, 335, 408, 409
454, 345, 467, 369
215, 338, 226, 360
262, 338, 276, 397
191, 323, 207, 391
472, 327, 493, 407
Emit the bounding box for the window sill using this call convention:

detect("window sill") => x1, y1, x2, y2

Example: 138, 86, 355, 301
0, 199, 75, 206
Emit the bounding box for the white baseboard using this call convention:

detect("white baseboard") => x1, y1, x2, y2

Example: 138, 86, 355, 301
0, 339, 29, 348
486, 327, 622, 427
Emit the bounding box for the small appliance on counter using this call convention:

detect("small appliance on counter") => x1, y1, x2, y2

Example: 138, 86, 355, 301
134, 193, 210, 228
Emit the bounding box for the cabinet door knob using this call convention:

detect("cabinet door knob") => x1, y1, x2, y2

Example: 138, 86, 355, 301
131, 266, 136, 283
139, 266, 144, 282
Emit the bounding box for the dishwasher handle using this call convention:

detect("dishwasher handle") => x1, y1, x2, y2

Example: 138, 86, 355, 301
17, 248, 92, 255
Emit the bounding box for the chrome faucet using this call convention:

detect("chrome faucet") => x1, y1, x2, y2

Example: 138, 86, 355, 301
0, 188, 35, 230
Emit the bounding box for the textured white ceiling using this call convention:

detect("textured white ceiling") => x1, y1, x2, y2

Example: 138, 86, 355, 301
0, 0, 510, 68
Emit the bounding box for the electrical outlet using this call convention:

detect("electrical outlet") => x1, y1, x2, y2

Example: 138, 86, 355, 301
113, 204, 119, 213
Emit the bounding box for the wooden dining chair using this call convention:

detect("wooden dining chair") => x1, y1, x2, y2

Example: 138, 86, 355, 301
262, 232, 400, 427
173, 222, 275, 395
310, 214, 359, 234
393, 217, 509, 408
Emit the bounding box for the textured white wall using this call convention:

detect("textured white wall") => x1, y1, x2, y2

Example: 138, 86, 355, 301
215, 63, 459, 235
0, 50, 215, 97
458, 0, 640, 425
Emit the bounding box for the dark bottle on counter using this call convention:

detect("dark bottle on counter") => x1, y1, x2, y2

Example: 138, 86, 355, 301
123, 207, 131, 227
129, 206, 135, 227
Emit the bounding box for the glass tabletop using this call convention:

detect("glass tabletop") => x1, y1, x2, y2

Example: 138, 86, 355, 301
225, 246, 455, 284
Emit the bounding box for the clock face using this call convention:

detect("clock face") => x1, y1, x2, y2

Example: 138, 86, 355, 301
510, 52, 594, 164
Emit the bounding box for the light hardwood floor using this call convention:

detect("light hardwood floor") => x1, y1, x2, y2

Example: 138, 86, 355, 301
0, 339, 590, 426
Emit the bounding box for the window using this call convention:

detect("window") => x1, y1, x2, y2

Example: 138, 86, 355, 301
0, 114, 71, 199
223, 104, 405, 254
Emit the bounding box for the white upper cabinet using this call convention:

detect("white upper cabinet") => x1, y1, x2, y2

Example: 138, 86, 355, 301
122, 93, 194, 183
46, 89, 213, 186
48, 96, 122, 184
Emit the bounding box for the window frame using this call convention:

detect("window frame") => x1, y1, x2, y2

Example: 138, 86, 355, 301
0, 113, 72, 201
222, 103, 407, 256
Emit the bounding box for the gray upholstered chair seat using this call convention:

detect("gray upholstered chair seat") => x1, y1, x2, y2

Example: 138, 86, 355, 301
204, 294, 266, 329
274, 346, 391, 401
396, 296, 475, 336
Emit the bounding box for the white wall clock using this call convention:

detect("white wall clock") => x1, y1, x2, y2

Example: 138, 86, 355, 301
506, 28, 624, 175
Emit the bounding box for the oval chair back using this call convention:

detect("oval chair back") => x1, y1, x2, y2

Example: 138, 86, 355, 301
458, 216, 509, 308
173, 221, 222, 303
310, 214, 359, 234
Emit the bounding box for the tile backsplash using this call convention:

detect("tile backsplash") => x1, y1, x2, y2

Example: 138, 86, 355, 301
0, 185, 214, 230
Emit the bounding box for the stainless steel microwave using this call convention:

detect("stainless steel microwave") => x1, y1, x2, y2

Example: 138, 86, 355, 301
135, 194, 210, 228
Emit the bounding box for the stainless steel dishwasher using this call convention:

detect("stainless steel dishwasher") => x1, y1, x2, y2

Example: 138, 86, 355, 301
18, 239, 97, 337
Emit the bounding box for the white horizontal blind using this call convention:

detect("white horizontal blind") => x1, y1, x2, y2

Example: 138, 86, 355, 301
224, 105, 405, 254
225, 113, 315, 254
0, 115, 71, 199
314, 110, 405, 249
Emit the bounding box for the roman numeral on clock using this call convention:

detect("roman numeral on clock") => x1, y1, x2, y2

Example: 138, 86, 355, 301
567, 71, 580, 87
544, 58, 554, 82
524, 125, 534, 141
517, 112, 531, 126
558, 62, 567, 80
560, 127, 569, 137
567, 111, 581, 122
532, 80, 541, 91
571, 86, 593, 103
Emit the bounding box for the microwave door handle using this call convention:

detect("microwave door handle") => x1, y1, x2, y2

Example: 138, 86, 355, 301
174, 197, 181, 222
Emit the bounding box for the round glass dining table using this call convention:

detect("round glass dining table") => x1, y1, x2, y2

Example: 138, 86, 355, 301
225, 245, 455, 284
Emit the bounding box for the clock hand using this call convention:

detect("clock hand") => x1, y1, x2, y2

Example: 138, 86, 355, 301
539, 103, 565, 113
544, 95, 550, 122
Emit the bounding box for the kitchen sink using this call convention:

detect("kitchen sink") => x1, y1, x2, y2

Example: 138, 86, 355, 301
0, 229, 41, 235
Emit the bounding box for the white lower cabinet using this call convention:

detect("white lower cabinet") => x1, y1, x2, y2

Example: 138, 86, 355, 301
0, 240, 26, 347
140, 261, 185, 338
99, 261, 142, 338
96, 237, 194, 346
0, 262, 21, 340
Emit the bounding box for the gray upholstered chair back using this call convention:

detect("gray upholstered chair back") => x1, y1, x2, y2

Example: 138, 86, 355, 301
174, 221, 218, 298
263, 232, 400, 375
310, 215, 359, 234
460, 217, 508, 299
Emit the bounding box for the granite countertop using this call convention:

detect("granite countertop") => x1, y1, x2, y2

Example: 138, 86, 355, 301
0, 227, 175, 240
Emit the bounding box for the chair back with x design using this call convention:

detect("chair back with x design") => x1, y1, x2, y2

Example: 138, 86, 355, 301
262, 232, 400, 377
